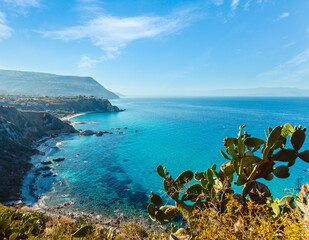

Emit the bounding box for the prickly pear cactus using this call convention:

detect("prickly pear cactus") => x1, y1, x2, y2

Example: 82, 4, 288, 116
148, 123, 309, 237
148, 163, 233, 232
220, 123, 308, 204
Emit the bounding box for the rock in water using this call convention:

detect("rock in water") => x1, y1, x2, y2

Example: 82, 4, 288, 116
79, 130, 96, 136
41, 161, 52, 165
53, 158, 65, 162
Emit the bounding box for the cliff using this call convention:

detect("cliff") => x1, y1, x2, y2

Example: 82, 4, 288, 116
0, 105, 76, 201
0, 69, 119, 99
0, 95, 120, 118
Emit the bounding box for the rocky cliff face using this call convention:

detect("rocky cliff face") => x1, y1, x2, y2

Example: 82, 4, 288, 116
0, 106, 76, 201
0, 96, 121, 117
0, 106, 76, 144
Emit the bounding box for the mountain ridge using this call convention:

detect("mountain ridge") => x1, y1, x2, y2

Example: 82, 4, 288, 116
0, 69, 119, 99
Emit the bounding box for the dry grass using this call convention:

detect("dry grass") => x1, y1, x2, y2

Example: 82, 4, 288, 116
192, 194, 309, 240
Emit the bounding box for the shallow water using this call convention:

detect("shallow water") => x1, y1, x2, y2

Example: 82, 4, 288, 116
23, 97, 309, 216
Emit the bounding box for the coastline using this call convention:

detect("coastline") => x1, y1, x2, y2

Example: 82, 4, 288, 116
3, 109, 154, 231
61, 111, 94, 121
20, 135, 71, 205
16, 110, 113, 206
17, 133, 157, 232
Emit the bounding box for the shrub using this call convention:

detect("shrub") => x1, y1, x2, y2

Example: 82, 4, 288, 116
192, 194, 309, 239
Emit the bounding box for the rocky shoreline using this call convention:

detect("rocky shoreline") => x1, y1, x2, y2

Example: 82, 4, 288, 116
1, 108, 155, 233
0, 105, 77, 202
15, 113, 142, 213
0, 98, 123, 202
21, 124, 137, 203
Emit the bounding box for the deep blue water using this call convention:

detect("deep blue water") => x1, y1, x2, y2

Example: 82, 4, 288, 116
30, 97, 309, 216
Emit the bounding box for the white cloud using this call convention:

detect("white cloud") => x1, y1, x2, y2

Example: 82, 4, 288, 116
0, 12, 12, 41
211, 0, 224, 6
231, 0, 240, 11
287, 48, 309, 66
277, 12, 289, 20
40, 9, 199, 60
1, 0, 40, 7
244, 0, 252, 10
78, 55, 101, 69
0, 0, 39, 41
258, 48, 309, 84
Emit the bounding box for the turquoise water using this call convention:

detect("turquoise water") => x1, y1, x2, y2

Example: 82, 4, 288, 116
33, 97, 309, 215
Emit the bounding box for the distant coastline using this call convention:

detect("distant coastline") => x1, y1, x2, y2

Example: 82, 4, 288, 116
0, 69, 119, 99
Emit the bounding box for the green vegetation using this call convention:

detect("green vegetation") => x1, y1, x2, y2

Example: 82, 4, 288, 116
0, 205, 48, 239
0, 204, 166, 239
148, 124, 309, 239
0, 95, 119, 117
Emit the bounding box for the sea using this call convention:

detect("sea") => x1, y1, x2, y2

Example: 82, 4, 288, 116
22, 97, 309, 217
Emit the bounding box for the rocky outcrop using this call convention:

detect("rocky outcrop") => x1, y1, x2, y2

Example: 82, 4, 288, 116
79, 130, 96, 136
0, 106, 76, 143
0, 96, 121, 117
0, 105, 76, 202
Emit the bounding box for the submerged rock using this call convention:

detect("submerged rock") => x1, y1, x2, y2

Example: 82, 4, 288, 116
42, 173, 52, 178
36, 166, 51, 172
53, 158, 65, 162
41, 161, 52, 165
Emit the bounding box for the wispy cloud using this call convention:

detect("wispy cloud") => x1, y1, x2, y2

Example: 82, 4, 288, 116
0, 0, 40, 41
244, 0, 252, 10
0, 12, 12, 41
1, 0, 40, 7
244, 0, 267, 10
231, 0, 240, 11
258, 48, 309, 84
211, 0, 224, 6
78, 55, 101, 69
283, 42, 296, 48
276, 12, 289, 21
40, 8, 201, 61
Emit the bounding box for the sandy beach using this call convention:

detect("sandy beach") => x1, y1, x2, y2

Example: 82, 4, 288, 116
61, 112, 94, 121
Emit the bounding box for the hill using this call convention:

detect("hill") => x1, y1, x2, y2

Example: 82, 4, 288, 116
0, 69, 119, 99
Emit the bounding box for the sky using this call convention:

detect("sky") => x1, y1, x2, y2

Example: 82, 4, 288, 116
0, 0, 308, 96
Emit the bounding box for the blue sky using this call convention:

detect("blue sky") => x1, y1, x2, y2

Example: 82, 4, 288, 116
0, 0, 308, 96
